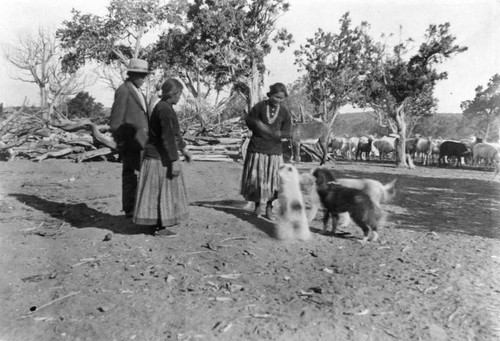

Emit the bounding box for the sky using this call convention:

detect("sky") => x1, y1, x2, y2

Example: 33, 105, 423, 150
0, 0, 498, 113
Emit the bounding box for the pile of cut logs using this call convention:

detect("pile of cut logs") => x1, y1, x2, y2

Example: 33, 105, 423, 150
0, 108, 249, 163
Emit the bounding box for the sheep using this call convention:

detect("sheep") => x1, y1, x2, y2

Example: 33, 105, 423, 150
347, 137, 359, 160
473, 143, 500, 167
355, 136, 374, 161
329, 136, 348, 158
373, 137, 396, 161
407, 137, 434, 165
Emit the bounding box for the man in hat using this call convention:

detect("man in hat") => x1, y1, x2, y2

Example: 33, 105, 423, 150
109, 58, 152, 218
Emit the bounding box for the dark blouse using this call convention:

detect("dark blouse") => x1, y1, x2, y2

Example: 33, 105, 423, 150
245, 100, 292, 155
143, 100, 186, 165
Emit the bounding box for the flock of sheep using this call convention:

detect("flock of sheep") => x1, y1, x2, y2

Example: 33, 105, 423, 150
329, 134, 500, 177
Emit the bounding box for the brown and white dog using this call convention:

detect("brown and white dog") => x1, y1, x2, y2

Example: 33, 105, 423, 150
309, 167, 392, 243
275, 164, 311, 241
304, 167, 396, 224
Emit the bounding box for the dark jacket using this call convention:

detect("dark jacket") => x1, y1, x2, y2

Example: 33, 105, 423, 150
109, 81, 150, 153
143, 100, 186, 165
245, 100, 292, 155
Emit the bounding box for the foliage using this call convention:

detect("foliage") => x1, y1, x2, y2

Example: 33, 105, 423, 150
66, 91, 105, 123
333, 112, 478, 141
362, 23, 466, 113
294, 13, 377, 123
283, 76, 317, 122
461, 74, 500, 141
359, 23, 467, 167
151, 0, 293, 111
56, 0, 186, 72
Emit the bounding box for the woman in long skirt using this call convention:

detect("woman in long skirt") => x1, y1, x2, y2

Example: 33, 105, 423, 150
241, 83, 292, 219
133, 78, 191, 236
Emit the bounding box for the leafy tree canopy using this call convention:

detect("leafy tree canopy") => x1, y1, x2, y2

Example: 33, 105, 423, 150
66, 91, 104, 122
461, 74, 500, 140
151, 0, 293, 109
57, 0, 187, 72
363, 23, 467, 111
358, 22, 467, 167
294, 13, 378, 122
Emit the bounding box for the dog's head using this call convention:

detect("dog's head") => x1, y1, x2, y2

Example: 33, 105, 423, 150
279, 163, 300, 184
311, 167, 336, 187
382, 178, 397, 203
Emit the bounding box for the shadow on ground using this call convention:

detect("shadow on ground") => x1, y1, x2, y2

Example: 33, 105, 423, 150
299, 164, 500, 239
192, 199, 278, 238
10, 193, 154, 235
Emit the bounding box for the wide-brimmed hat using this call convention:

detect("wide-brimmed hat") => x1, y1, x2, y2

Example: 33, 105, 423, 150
127, 58, 153, 74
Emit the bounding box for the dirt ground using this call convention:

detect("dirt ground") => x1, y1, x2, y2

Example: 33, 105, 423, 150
1, 157, 500, 341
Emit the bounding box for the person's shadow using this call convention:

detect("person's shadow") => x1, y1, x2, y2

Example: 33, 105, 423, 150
191, 199, 277, 238
10, 193, 153, 235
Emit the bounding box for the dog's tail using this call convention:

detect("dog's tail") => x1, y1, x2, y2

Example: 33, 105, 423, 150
381, 178, 397, 203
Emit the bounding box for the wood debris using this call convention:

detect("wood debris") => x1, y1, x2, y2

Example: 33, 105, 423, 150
0, 108, 250, 163
0, 108, 324, 163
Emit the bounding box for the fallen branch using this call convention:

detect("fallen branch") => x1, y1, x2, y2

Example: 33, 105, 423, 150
76, 147, 113, 163
21, 291, 81, 318
33, 148, 74, 162
88, 124, 116, 150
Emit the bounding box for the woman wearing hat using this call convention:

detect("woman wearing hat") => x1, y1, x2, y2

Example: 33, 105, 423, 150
109, 58, 152, 218
240, 82, 292, 219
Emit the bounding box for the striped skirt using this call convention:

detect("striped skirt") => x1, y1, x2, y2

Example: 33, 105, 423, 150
133, 158, 189, 227
240, 152, 283, 203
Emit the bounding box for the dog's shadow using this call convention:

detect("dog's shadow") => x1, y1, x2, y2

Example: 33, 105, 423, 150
308, 222, 360, 240
191, 199, 278, 238
10, 193, 153, 235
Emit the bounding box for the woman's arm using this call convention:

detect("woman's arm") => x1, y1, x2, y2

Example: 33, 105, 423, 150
159, 104, 180, 162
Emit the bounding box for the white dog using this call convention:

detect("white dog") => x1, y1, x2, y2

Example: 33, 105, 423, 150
275, 164, 311, 241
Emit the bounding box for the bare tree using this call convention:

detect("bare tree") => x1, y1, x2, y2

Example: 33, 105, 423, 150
4, 27, 56, 112
4, 27, 93, 121
48, 59, 95, 117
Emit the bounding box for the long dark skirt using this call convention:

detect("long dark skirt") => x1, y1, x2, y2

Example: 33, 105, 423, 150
240, 152, 283, 203
133, 158, 189, 227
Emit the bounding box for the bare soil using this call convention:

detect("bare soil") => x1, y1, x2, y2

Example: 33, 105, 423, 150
1, 158, 499, 341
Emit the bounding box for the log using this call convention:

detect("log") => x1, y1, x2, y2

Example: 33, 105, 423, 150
54, 119, 117, 150
33, 148, 74, 162
191, 154, 234, 162
60, 132, 94, 144
62, 140, 96, 149
188, 144, 241, 152
53, 119, 93, 132
185, 136, 242, 145
189, 151, 239, 157
88, 124, 117, 150
76, 148, 113, 163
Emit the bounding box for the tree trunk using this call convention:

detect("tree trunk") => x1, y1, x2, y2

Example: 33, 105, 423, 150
327, 105, 340, 131
484, 111, 492, 141
247, 59, 260, 112
320, 81, 327, 121
394, 102, 409, 168
194, 68, 206, 129
40, 86, 48, 110
47, 102, 55, 122
497, 120, 500, 142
